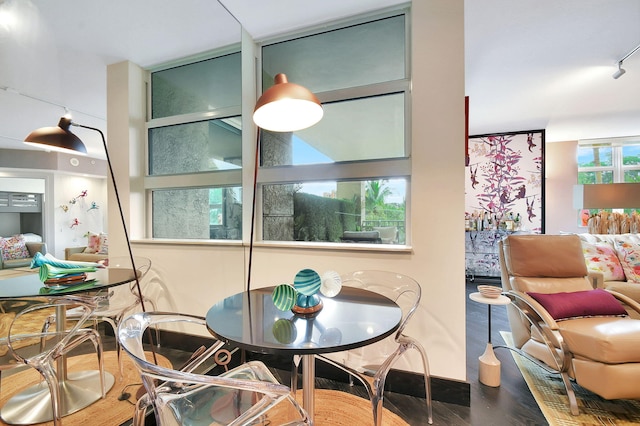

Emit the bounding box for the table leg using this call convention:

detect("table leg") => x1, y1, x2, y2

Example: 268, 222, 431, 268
302, 354, 315, 422
0, 305, 115, 424
487, 304, 492, 344
478, 304, 500, 387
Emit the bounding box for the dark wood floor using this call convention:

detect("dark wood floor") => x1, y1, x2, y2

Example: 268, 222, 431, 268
117, 279, 546, 426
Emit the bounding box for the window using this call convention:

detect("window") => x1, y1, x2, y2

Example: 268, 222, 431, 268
144, 11, 411, 246
258, 12, 410, 244
578, 137, 640, 215
578, 138, 640, 184
147, 52, 243, 240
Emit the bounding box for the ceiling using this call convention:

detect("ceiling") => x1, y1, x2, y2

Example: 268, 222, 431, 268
0, 0, 638, 159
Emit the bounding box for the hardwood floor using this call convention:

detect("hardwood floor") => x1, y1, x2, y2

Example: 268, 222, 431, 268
119, 279, 547, 425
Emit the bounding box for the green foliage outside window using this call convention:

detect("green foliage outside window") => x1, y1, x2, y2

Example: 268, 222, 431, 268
294, 193, 357, 242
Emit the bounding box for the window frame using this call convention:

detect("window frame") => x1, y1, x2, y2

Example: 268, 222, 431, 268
144, 49, 244, 241
254, 9, 412, 246
142, 8, 414, 249
578, 136, 640, 184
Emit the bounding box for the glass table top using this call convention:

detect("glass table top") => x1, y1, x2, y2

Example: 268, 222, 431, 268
0, 267, 138, 299
206, 286, 402, 355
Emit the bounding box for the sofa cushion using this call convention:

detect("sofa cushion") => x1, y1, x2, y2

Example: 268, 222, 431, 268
558, 317, 640, 364
527, 288, 627, 321
613, 239, 640, 283
83, 232, 108, 255
582, 241, 625, 281
0, 235, 30, 261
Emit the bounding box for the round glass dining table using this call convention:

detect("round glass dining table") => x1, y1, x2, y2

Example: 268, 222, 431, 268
0, 266, 138, 424
206, 285, 402, 422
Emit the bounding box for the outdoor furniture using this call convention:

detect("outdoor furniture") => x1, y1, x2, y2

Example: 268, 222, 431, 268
340, 231, 382, 243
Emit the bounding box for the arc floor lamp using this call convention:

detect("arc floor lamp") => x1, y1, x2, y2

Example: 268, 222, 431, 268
24, 116, 147, 312
247, 73, 323, 292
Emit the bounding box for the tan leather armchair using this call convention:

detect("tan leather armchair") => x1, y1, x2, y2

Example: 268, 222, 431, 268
499, 234, 640, 415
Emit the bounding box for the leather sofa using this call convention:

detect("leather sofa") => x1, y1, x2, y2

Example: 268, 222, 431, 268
499, 234, 640, 415
0, 242, 47, 270
65, 247, 108, 263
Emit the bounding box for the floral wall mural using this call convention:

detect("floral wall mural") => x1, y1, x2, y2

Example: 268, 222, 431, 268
465, 130, 544, 278
466, 130, 544, 233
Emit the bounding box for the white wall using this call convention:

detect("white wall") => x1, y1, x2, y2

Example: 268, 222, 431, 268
545, 140, 583, 235
108, 1, 467, 382
0, 177, 45, 193
52, 174, 107, 259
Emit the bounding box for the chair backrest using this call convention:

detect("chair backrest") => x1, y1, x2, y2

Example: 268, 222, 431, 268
0, 298, 49, 367
341, 270, 421, 341
99, 256, 152, 304
499, 234, 591, 347
8, 295, 96, 362
500, 234, 591, 293
118, 312, 300, 426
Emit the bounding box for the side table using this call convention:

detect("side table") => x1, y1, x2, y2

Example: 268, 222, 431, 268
469, 291, 510, 387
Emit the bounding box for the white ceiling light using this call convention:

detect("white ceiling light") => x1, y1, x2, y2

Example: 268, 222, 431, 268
613, 43, 640, 79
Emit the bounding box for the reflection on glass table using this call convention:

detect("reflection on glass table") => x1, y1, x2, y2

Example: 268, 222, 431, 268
206, 286, 402, 422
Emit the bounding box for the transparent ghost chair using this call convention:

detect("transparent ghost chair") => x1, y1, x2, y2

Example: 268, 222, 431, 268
118, 311, 311, 426
42, 256, 155, 378
293, 270, 433, 425
2, 295, 106, 426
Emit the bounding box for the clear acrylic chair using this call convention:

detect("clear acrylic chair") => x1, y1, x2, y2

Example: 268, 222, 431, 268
43, 256, 155, 378
4, 295, 106, 426
293, 270, 433, 425
118, 311, 311, 426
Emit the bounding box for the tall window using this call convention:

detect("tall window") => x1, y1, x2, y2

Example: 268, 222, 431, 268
258, 12, 411, 244
147, 52, 243, 240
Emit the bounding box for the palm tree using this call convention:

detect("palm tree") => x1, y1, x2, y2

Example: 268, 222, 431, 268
365, 180, 392, 216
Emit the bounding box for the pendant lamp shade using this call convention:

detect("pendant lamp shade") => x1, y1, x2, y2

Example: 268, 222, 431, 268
253, 73, 323, 132
24, 116, 87, 155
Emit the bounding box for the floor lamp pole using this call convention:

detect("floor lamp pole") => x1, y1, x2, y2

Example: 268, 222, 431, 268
73, 123, 157, 362
246, 128, 261, 293
73, 123, 145, 309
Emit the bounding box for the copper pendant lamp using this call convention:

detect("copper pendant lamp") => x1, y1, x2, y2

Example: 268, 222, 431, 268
253, 73, 323, 132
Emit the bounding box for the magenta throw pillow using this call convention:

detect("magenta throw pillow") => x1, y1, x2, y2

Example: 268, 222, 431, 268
527, 288, 627, 321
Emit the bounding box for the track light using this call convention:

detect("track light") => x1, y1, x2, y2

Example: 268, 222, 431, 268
612, 43, 640, 79
613, 61, 626, 79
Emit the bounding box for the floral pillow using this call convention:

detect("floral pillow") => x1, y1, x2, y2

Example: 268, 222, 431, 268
613, 240, 640, 283
83, 232, 108, 255
0, 234, 30, 261
582, 241, 625, 281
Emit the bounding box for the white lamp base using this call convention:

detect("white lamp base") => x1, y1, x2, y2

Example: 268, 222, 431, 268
478, 342, 501, 387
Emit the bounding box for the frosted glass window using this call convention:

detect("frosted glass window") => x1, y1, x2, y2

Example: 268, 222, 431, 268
152, 187, 242, 240
261, 14, 405, 94
152, 52, 241, 119
149, 117, 241, 176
